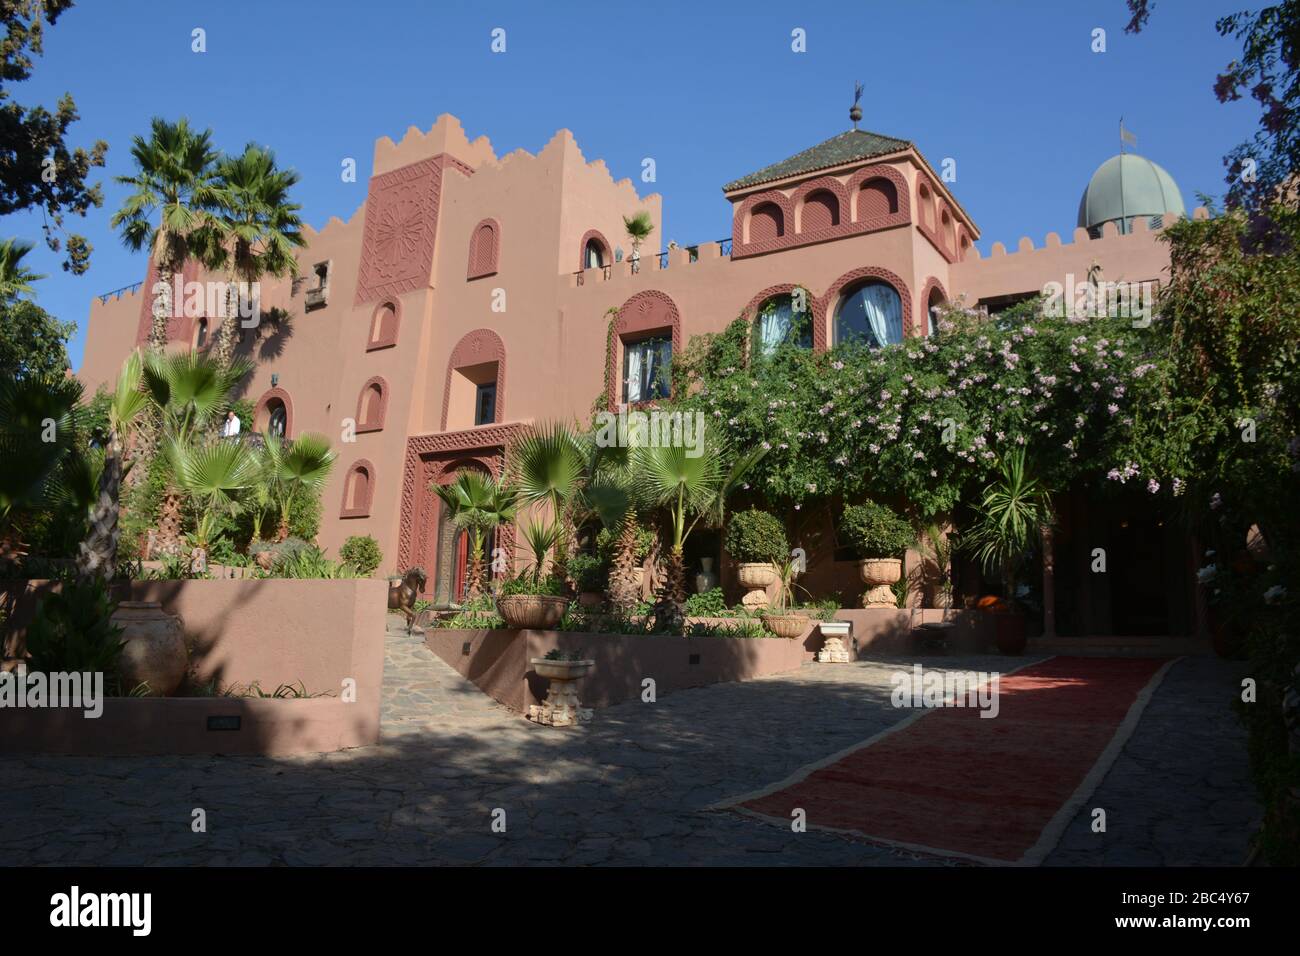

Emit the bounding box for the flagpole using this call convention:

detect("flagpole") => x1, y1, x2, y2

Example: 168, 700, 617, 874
1118, 117, 1127, 234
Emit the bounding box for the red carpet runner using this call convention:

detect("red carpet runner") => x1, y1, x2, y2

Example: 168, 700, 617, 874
721, 656, 1175, 865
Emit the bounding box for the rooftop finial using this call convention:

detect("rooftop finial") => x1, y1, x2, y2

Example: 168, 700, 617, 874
850, 81, 863, 130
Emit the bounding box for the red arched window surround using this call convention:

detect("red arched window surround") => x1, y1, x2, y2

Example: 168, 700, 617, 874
606, 290, 682, 410
919, 277, 949, 337
467, 218, 501, 279
741, 283, 827, 356
253, 386, 294, 438
578, 229, 612, 271
367, 300, 401, 351
355, 376, 390, 434
441, 328, 507, 430
340, 460, 376, 519
818, 266, 914, 344
791, 177, 849, 235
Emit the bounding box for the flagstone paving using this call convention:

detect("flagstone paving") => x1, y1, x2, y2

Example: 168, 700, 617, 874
0, 619, 1260, 866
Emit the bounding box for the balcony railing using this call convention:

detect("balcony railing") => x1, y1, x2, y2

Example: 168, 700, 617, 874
573, 237, 732, 285
96, 280, 143, 304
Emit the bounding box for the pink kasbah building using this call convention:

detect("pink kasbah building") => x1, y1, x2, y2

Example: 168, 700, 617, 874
80, 113, 1198, 633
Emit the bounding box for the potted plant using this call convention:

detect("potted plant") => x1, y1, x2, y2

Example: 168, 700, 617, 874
961, 449, 1053, 655
567, 552, 606, 608
840, 501, 914, 608
724, 508, 789, 608
495, 519, 571, 629
760, 556, 811, 639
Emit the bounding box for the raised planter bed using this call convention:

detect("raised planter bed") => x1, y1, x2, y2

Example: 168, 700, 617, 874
0, 578, 386, 756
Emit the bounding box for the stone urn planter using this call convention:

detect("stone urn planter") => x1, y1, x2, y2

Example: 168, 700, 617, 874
496, 594, 569, 630
817, 620, 852, 663
111, 601, 187, 697
760, 611, 810, 640
858, 558, 902, 608
737, 562, 777, 608
528, 657, 595, 727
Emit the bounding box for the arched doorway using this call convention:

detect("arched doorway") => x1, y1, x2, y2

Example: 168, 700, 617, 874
431, 462, 493, 605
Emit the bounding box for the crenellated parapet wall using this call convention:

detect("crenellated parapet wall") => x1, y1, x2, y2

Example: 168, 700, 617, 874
949, 207, 1210, 304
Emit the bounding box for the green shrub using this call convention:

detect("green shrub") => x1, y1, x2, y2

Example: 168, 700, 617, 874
340, 535, 383, 576
249, 536, 313, 570
724, 508, 789, 564
684, 587, 727, 617
274, 545, 364, 579
498, 573, 566, 597
24, 579, 126, 688
840, 502, 913, 558
567, 552, 606, 593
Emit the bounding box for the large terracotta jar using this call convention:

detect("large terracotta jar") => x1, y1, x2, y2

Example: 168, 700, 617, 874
496, 595, 569, 630
858, 558, 902, 608
112, 601, 187, 696
737, 562, 777, 608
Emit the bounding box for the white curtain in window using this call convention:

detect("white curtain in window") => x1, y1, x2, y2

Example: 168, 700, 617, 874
626, 346, 643, 402
759, 301, 792, 356
861, 284, 903, 347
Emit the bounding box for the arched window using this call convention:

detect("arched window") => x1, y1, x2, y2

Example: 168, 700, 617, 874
194, 318, 208, 350
340, 461, 374, 518
749, 202, 784, 242
834, 281, 904, 349
753, 293, 813, 358
368, 301, 399, 350
927, 286, 947, 336
267, 400, 287, 439
356, 377, 388, 433
467, 220, 499, 279
800, 190, 840, 232
858, 178, 899, 220
917, 181, 933, 230
585, 239, 606, 269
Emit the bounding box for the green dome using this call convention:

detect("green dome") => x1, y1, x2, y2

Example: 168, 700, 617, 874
1077, 153, 1186, 234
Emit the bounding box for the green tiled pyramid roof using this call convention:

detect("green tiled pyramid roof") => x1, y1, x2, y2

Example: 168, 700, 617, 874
723, 129, 913, 192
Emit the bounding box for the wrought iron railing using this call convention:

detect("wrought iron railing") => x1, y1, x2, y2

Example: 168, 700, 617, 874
96, 280, 143, 304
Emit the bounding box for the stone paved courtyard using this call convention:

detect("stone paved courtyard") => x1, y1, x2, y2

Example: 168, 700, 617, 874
0, 619, 1261, 866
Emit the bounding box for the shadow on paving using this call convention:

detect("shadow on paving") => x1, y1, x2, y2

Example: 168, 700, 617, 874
0, 653, 1259, 867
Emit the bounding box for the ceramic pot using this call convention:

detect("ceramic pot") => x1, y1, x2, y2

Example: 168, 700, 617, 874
858, 558, 902, 608
496, 594, 569, 629
112, 601, 187, 696
694, 557, 718, 594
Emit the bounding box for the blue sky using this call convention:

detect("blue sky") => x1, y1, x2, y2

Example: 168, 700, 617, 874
5, 0, 1259, 369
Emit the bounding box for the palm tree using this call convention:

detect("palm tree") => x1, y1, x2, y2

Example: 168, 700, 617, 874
167, 437, 257, 552
510, 422, 586, 585
140, 350, 252, 553
111, 118, 222, 353
632, 441, 766, 632
623, 211, 654, 269
75, 352, 150, 581
269, 432, 336, 541
0, 374, 83, 535
962, 448, 1054, 603
0, 238, 46, 302
205, 144, 306, 372
434, 470, 520, 598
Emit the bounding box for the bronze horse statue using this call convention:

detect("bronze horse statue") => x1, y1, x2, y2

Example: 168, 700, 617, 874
388, 567, 429, 633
